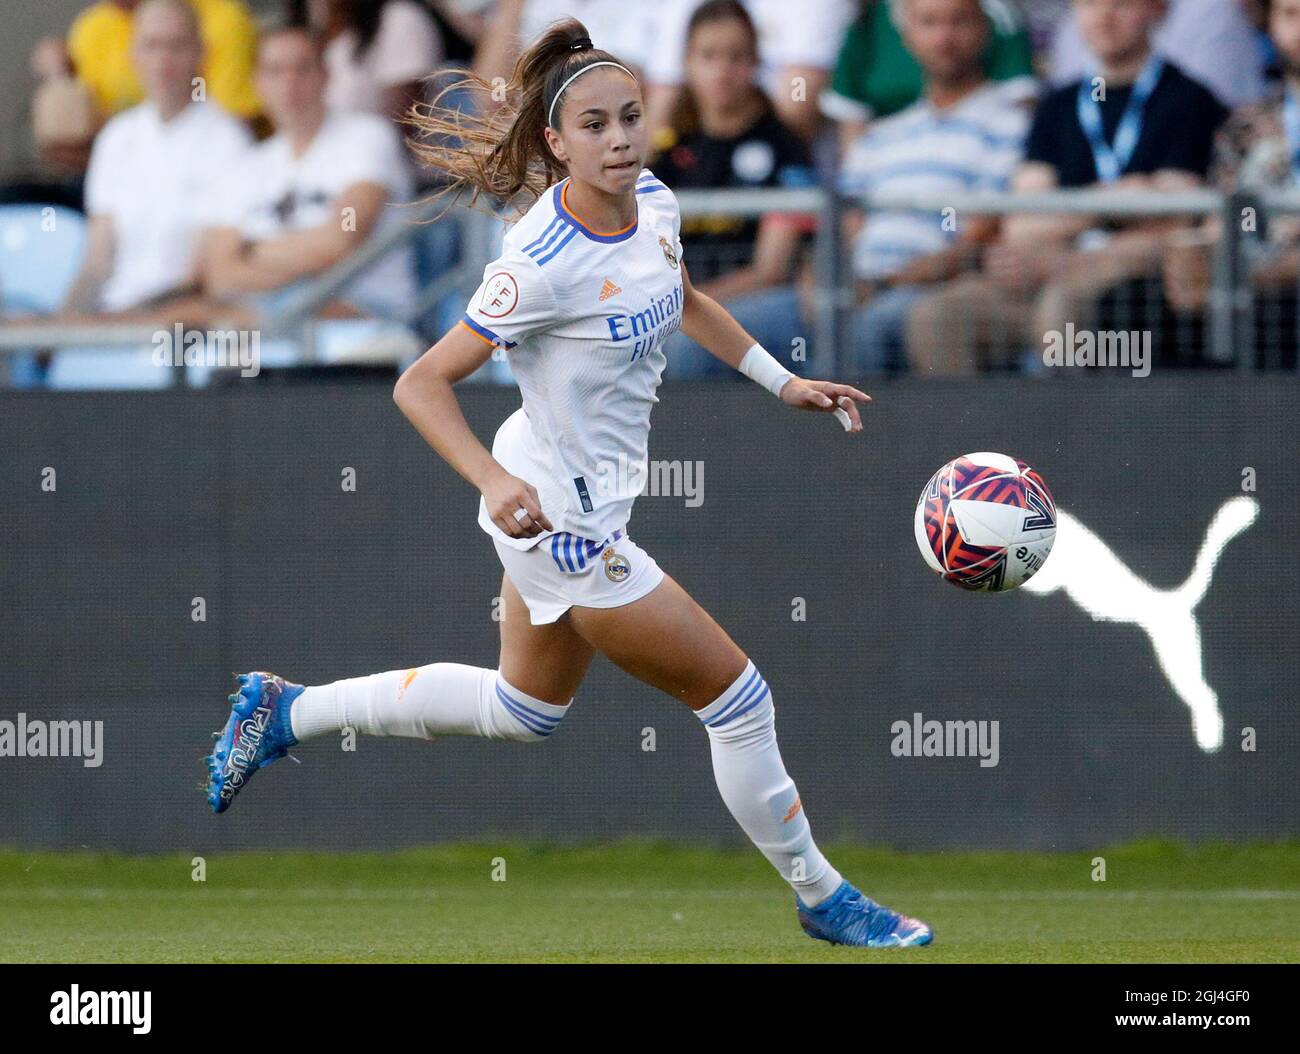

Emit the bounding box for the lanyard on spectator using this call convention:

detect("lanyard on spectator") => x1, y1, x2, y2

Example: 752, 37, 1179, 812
1284, 87, 1300, 183
1075, 56, 1165, 183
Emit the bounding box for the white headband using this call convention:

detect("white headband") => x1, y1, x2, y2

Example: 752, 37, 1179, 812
547, 61, 638, 128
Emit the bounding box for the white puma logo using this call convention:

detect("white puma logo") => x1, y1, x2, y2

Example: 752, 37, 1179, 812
1022, 497, 1259, 753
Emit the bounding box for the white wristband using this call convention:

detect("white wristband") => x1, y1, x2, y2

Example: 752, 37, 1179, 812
737, 343, 795, 398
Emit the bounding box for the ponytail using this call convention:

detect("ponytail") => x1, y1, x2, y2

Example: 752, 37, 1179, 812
408, 18, 635, 216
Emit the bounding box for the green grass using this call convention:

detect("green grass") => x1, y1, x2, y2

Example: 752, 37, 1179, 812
2, 840, 1298, 963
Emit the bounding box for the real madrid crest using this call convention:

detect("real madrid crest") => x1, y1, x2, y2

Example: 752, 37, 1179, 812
602, 547, 631, 582
659, 235, 679, 270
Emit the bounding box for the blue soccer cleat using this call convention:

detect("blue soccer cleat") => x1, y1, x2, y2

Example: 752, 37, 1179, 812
796, 880, 934, 948
205, 671, 302, 814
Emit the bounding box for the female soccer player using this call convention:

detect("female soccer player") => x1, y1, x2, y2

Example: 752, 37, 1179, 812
205, 19, 932, 950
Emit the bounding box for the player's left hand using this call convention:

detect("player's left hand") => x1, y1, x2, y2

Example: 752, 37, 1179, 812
779, 378, 871, 433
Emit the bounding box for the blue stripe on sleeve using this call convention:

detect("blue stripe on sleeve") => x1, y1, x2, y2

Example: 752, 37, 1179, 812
535, 225, 579, 266
461, 313, 516, 349
521, 216, 564, 256
526, 218, 571, 260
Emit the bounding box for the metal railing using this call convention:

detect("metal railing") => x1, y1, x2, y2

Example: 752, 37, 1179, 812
0, 185, 1289, 381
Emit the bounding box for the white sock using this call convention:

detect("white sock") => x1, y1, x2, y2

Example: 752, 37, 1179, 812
289, 663, 571, 743
696, 660, 843, 908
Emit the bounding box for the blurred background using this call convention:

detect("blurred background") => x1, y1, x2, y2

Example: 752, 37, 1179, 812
0, 0, 1296, 384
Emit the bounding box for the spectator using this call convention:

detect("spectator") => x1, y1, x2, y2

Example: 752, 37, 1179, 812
907, 0, 1227, 373
1162, 0, 1300, 368
57, 0, 262, 120
1050, 0, 1269, 107
476, 1, 849, 141
690, 0, 1030, 374
1210, 0, 1300, 199
837, 0, 1032, 370
473, 1, 664, 98
194, 22, 418, 325
65, 0, 146, 118
820, 0, 1037, 153
644, 0, 860, 141
653, 2, 816, 301
58, 0, 253, 317
30, 37, 98, 176
289, 0, 444, 120
653, 1, 817, 379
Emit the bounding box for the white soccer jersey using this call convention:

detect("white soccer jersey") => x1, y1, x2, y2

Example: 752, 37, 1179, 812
462, 169, 685, 551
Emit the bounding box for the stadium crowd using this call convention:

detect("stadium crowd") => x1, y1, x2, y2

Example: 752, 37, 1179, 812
2, 0, 1297, 385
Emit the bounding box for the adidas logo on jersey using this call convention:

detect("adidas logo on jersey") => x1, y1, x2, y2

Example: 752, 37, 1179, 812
598, 278, 622, 302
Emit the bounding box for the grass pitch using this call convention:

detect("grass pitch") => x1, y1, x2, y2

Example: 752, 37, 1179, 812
2, 840, 1297, 963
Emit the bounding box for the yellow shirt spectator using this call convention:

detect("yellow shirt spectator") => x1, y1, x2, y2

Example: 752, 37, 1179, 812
67, 0, 261, 119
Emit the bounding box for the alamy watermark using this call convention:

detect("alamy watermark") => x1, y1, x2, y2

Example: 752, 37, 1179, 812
593, 453, 703, 507
50, 986, 150, 1033
152, 323, 261, 378
1042, 323, 1151, 377
0, 714, 104, 767
890, 711, 999, 768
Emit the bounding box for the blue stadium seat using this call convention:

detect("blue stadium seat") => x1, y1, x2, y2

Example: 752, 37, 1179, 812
0, 204, 88, 387
184, 320, 423, 387
44, 346, 173, 390
0, 203, 87, 314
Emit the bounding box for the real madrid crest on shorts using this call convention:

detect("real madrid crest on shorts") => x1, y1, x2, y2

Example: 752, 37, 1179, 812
602, 546, 631, 583
659, 235, 679, 270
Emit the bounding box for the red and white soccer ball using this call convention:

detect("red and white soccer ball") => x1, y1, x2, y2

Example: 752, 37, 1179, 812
914, 451, 1057, 592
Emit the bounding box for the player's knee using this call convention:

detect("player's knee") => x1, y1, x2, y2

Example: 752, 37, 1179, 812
488, 671, 572, 742
696, 659, 776, 741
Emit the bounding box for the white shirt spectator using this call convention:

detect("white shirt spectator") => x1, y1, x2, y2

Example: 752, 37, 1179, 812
85, 99, 252, 311
644, 0, 856, 89
214, 111, 418, 320
1049, 0, 1267, 108
838, 79, 1029, 280
324, 0, 444, 115
518, 0, 664, 75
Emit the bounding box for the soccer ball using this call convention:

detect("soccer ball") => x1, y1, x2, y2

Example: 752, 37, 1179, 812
914, 451, 1057, 592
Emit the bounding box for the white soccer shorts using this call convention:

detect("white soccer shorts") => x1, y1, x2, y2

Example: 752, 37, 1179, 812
493, 527, 666, 625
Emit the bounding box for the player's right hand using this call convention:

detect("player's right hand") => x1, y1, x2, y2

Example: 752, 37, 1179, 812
482, 470, 554, 538
780, 378, 871, 433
